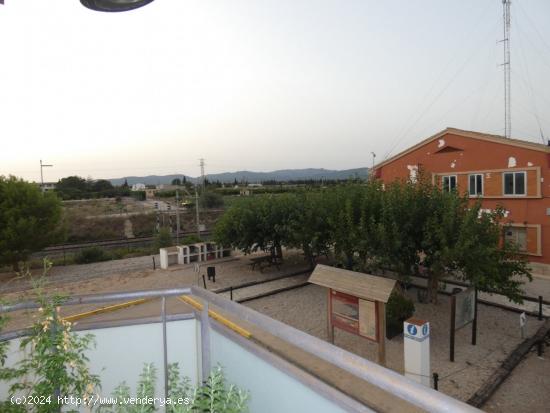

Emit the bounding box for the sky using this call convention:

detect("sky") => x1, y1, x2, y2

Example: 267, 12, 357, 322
1, 0, 550, 182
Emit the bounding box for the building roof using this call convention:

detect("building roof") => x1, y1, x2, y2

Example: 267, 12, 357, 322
308, 264, 396, 303
374, 127, 550, 171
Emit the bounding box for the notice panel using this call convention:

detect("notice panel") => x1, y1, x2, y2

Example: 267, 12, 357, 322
455, 288, 475, 330
330, 290, 359, 334
359, 299, 378, 341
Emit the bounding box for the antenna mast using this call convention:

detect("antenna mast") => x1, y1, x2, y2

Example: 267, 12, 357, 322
502, 0, 512, 138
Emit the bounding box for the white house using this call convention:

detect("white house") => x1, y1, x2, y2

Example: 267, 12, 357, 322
131, 183, 146, 191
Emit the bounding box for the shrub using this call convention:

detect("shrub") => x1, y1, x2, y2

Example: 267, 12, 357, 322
0, 263, 100, 411
180, 235, 201, 245
386, 291, 415, 339
153, 228, 173, 250
200, 192, 224, 209
75, 246, 111, 264
100, 363, 248, 413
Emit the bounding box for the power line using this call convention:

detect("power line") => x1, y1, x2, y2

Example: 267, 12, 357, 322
514, 12, 546, 143
383, 15, 501, 159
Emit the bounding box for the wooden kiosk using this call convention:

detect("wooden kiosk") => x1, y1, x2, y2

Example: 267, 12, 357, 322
308, 264, 397, 366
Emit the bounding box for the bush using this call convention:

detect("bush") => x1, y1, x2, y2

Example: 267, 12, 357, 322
180, 234, 202, 245
131, 190, 146, 201
75, 246, 111, 264
386, 291, 415, 339
100, 363, 248, 413
200, 191, 224, 209
153, 228, 173, 250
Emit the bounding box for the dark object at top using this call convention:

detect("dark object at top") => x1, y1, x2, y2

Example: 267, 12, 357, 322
80, 0, 156, 12
207, 266, 216, 283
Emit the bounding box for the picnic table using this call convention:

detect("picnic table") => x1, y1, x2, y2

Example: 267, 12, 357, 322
249, 254, 282, 271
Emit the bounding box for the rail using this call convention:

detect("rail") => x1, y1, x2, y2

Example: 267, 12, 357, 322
0, 286, 481, 412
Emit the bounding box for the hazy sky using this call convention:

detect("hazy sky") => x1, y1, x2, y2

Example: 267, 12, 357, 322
1, 0, 550, 181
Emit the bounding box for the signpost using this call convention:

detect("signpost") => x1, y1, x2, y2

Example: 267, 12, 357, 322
450, 288, 477, 362
309, 264, 396, 366
404, 318, 430, 387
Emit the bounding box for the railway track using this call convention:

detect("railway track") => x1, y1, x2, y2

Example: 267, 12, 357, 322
32, 230, 212, 258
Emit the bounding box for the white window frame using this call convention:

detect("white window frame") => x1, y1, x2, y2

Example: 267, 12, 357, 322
442, 175, 457, 192
468, 173, 483, 197
502, 171, 527, 196
504, 226, 527, 252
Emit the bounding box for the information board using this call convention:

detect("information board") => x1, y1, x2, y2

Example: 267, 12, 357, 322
454, 288, 475, 330
330, 290, 378, 342
359, 299, 378, 341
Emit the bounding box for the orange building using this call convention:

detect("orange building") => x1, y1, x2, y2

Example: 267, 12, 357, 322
373, 128, 550, 270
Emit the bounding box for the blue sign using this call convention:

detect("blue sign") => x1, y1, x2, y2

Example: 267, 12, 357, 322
422, 324, 429, 336
407, 324, 417, 336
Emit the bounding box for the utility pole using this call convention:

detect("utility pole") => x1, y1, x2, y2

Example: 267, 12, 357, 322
175, 189, 181, 244
501, 0, 512, 138
39, 160, 53, 191
195, 187, 201, 239
199, 158, 206, 193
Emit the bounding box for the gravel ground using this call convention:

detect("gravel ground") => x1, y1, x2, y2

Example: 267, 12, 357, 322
1, 252, 549, 409
484, 348, 550, 413
244, 284, 545, 403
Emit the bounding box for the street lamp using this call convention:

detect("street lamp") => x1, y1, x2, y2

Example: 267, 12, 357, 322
40, 159, 53, 190
80, 0, 156, 12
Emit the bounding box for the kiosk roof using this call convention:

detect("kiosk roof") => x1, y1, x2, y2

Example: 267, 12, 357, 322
308, 264, 396, 303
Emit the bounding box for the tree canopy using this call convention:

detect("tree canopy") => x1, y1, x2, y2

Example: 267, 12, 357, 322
55, 176, 129, 200
214, 179, 531, 302
0, 176, 64, 270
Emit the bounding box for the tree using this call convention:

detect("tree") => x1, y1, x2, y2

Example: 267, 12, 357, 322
214, 195, 292, 259
287, 191, 333, 269
200, 191, 224, 209
171, 178, 182, 186
55, 175, 88, 199
452, 204, 531, 303
0, 176, 64, 270
92, 179, 114, 192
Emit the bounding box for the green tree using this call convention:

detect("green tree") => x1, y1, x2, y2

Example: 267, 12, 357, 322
91, 179, 114, 192
153, 227, 173, 250
0, 176, 63, 271
200, 191, 224, 209
171, 178, 182, 186
452, 204, 531, 303
214, 195, 292, 259
55, 176, 88, 199
287, 190, 333, 269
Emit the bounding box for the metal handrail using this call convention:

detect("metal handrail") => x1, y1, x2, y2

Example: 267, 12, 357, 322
0, 288, 192, 313
1, 285, 481, 412
191, 286, 481, 413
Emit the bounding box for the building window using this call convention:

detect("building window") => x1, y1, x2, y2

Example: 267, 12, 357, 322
442, 175, 457, 192
469, 174, 483, 196
503, 171, 526, 195
504, 227, 527, 252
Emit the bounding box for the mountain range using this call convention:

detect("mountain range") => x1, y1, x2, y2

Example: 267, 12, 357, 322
109, 167, 369, 186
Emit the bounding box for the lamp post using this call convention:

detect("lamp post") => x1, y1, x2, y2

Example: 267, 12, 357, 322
40, 160, 53, 190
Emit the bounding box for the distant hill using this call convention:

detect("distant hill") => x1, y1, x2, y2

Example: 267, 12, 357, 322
109, 168, 368, 186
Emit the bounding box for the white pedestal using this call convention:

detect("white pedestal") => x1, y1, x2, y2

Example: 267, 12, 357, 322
404, 318, 430, 387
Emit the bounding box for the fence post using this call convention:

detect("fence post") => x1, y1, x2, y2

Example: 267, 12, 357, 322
230, 286, 233, 301
152, 256, 156, 270
433, 372, 439, 391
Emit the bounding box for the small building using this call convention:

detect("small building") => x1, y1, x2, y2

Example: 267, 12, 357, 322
373, 127, 550, 270
131, 183, 146, 191
39, 182, 56, 192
